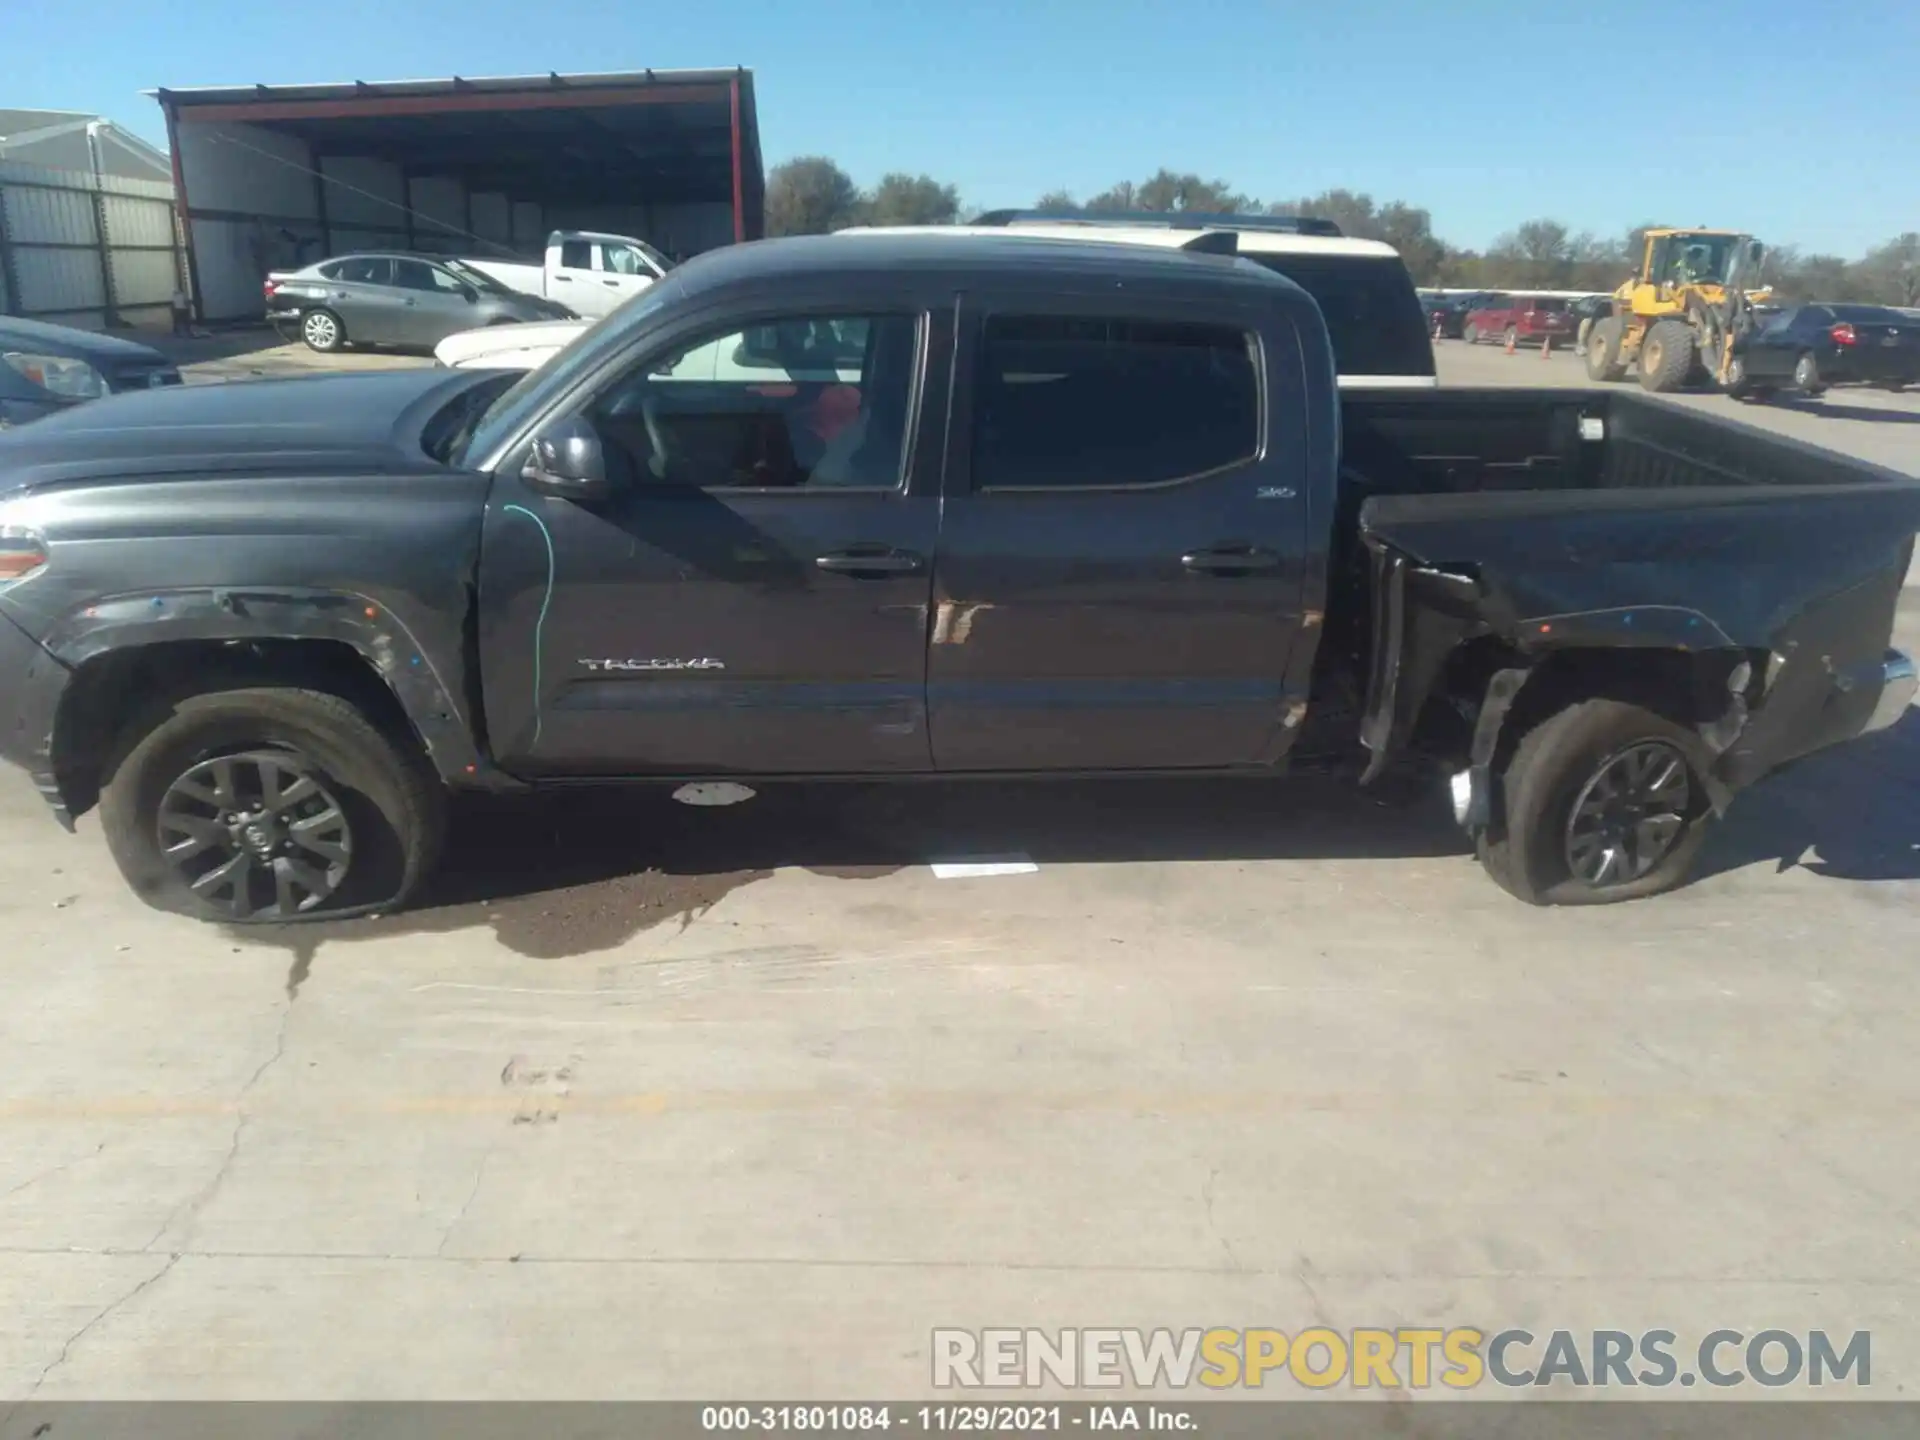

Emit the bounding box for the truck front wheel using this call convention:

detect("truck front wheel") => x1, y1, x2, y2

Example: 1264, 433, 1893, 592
1478, 699, 1713, 905
100, 688, 444, 923
1638, 320, 1695, 392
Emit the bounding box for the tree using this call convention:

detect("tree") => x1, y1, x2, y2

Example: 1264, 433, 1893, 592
1569, 231, 1627, 292
1083, 180, 1140, 211
1862, 232, 1920, 306
1074, 171, 1247, 214
765, 156, 864, 237
1032, 190, 1081, 215
865, 172, 961, 228
1277, 189, 1378, 238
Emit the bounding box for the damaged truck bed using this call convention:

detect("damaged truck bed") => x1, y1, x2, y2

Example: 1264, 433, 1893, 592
1338, 387, 1919, 897
0, 230, 1915, 920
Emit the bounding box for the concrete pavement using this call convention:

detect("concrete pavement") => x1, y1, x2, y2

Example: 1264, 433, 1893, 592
0, 332, 1915, 1403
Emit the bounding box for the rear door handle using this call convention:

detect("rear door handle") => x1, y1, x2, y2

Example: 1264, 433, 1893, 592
1182, 546, 1279, 575
816, 547, 924, 576
603, 279, 620, 287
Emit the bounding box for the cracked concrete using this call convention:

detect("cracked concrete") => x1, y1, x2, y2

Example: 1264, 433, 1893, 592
144, 1003, 295, 1257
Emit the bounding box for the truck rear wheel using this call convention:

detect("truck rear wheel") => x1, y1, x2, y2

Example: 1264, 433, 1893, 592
1638, 320, 1695, 392
1585, 317, 1628, 381
100, 687, 444, 923
1478, 699, 1713, 906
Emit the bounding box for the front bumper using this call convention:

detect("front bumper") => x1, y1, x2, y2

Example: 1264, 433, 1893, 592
0, 610, 73, 828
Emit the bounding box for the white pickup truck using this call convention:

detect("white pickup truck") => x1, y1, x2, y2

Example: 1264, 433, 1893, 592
458, 230, 673, 320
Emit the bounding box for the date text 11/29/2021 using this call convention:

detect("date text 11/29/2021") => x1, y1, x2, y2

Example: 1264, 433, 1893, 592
701, 1405, 1190, 1433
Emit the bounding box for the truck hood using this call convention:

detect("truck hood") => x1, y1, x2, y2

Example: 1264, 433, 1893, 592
0, 368, 478, 494
435, 319, 591, 371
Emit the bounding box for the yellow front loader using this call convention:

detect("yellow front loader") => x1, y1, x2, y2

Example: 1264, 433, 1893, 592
1584, 229, 1770, 392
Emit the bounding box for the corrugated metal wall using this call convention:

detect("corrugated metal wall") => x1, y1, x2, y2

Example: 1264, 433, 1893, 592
0, 159, 188, 328
174, 120, 322, 322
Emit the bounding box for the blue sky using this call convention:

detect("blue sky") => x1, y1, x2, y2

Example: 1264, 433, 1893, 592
8, 0, 1916, 256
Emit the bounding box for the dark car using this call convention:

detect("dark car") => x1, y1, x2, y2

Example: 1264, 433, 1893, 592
1421, 292, 1483, 339
0, 315, 180, 427
1, 231, 1916, 923
1570, 294, 1616, 355
265, 253, 574, 354
1728, 303, 1920, 399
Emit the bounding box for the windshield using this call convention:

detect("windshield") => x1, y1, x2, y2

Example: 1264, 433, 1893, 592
443, 259, 513, 294
633, 238, 675, 274
1668, 234, 1741, 284
1247, 255, 1435, 377
456, 280, 680, 468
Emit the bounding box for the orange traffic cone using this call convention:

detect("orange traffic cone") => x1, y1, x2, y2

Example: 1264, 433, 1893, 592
1541, 334, 1552, 359
1504, 329, 1517, 355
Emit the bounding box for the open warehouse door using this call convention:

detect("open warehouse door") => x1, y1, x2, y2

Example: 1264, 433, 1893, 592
150, 69, 764, 323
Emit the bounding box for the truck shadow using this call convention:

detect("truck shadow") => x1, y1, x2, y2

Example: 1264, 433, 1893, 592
1757, 397, 1920, 425
249, 770, 1468, 975
1694, 706, 1920, 885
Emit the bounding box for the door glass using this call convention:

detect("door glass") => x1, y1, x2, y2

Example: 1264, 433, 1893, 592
601, 243, 650, 276
335, 256, 391, 285
392, 260, 467, 294
972, 315, 1258, 490
589, 313, 918, 490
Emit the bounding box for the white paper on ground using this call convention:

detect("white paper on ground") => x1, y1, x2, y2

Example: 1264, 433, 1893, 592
930, 856, 1039, 879
672, 782, 757, 807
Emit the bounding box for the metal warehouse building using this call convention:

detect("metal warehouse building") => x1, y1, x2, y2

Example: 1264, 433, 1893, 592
151, 68, 765, 323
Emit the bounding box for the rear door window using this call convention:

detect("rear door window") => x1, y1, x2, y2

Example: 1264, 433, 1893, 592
334, 257, 391, 285
972, 314, 1259, 490
559, 239, 592, 270
1534, 298, 1569, 313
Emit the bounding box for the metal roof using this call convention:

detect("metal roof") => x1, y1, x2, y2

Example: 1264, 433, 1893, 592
149, 68, 754, 106
149, 69, 762, 211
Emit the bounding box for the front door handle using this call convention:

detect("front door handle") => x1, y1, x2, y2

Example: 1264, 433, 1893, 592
1182, 546, 1279, 575
816, 547, 924, 576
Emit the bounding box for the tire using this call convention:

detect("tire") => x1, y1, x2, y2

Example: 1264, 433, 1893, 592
300, 308, 346, 353
1477, 699, 1713, 906
1723, 354, 1759, 400
1792, 352, 1826, 395
1503, 325, 1518, 350
1585, 316, 1628, 381
100, 687, 444, 923
1637, 319, 1695, 392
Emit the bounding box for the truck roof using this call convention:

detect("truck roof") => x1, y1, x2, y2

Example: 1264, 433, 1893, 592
676, 230, 1303, 298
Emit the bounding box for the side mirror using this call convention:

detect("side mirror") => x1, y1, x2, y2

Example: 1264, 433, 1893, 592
461, 285, 479, 303
521, 415, 615, 504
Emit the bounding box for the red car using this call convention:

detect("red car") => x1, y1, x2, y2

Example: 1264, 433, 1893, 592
1462, 294, 1577, 347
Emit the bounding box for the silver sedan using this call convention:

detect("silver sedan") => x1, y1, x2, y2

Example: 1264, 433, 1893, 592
265, 253, 573, 354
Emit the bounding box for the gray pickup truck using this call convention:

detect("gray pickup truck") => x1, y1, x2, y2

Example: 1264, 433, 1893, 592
0, 230, 1915, 923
